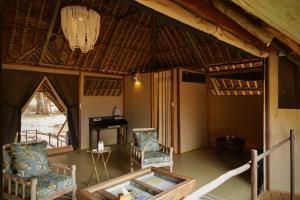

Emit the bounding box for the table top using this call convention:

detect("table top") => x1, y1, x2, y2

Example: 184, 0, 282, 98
87, 147, 112, 154
80, 167, 196, 200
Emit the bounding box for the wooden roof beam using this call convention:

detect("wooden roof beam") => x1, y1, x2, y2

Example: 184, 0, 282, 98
209, 67, 262, 76
134, 0, 268, 58
173, 0, 265, 49
211, 0, 300, 57
38, 0, 62, 64
211, 0, 273, 45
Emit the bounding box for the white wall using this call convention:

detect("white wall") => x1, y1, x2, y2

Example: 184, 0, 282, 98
268, 53, 300, 193
180, 70, 208, 153
80, 73, 123, 149
124, 74, 151, 142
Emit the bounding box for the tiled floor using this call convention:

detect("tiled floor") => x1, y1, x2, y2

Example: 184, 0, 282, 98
49, 145, 252, 200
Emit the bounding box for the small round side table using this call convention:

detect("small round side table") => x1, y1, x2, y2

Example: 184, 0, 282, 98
87, 147, 112, 186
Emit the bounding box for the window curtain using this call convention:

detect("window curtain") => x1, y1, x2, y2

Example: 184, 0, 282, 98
47, 74, 80, 150
2, 69, 44, 144
152, 71, 173, 146
2, 70, 80, 150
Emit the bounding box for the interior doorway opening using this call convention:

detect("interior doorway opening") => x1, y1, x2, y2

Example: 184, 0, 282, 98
18, 77, 72, 149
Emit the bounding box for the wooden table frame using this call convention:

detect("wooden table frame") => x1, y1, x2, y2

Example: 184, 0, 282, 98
87, 147, 112, 186
80, 167, 196, 200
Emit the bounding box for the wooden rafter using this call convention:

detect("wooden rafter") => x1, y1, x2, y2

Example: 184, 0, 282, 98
173, 0, 265, 48
33, 0, 47, 40
8, 0, 20, 54
17, 40, 43, 61
20, 3, 32, 53
185, 32, 207, 68
99, 20, 123, 69
38, 0, 61, 64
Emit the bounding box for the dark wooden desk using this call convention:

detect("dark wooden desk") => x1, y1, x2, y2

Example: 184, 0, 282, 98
89, 116, 128, 149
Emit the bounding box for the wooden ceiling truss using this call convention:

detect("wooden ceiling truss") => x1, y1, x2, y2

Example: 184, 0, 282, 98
3, 0, 300, 96
2, 0, 256, 75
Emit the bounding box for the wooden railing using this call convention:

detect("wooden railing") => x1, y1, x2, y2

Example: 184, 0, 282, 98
185, 130, 296, 200
20, 129, 68, 148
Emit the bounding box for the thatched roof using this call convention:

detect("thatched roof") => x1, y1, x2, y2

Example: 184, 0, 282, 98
2, 0, 257, 74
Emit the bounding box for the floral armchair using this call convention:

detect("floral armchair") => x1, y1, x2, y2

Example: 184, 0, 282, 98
2, 141, 77, 200
130, 128, 173, 172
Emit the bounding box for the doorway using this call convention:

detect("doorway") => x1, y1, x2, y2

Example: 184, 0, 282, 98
18, 77, 72, 149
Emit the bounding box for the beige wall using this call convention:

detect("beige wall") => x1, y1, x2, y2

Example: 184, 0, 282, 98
124, 74, 151, 142
268, 52, 300, 193
208, 95, 263, 149
180, 70, 208, 153
80, 73, 123, 149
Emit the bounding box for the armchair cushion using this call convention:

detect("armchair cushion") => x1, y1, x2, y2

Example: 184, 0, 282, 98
143, 151, 171, 165
12, 141, 50, 178
134, 130, 160, 152
36, 171, 73, 199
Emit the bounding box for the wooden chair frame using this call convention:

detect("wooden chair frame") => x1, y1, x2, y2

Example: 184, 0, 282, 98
130, 128, 173, 172
2, 145, 77, 200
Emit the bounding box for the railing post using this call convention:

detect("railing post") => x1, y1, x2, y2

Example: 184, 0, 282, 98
25, 130, 28, 142
251, 149, 258, 200
290, 129, 295, 200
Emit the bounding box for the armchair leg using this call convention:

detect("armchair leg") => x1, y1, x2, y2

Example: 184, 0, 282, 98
72, 188, 77, 200
130, 161, 134, 172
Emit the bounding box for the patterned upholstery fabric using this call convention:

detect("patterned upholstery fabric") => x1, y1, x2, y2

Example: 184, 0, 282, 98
134, 130, 160, 152
143, 151, 171, 165
11, 141, 50, 178
36, 171, 73, 199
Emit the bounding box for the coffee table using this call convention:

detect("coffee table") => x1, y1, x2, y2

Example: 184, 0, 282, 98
80, 167, 196, 200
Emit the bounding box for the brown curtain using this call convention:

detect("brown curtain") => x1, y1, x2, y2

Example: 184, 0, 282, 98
2, 70, 80, 150
152, 71, 172, 146
47, 74, 80, 149
2, 69, 44, 144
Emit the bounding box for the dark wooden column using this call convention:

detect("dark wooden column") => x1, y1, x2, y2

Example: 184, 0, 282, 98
0, 0, 4, 197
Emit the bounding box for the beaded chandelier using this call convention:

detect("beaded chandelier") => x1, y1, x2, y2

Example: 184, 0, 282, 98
61, 6, 100, 53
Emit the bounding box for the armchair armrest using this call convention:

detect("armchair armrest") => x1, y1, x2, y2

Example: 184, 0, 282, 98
49, 162, 76, 188
50, 162, 74, 171
130, 144, 144, 165
159, 144, 173, 153
159, 144, 173, 161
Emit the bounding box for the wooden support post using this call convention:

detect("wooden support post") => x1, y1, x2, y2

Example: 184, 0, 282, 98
0, 2, 3, 197
251, 149, 258, 200
38, 0, 62, 64
290, 129, 295, 200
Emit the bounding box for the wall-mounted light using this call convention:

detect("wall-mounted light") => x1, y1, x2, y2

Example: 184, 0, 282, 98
133, 72, 141, 83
